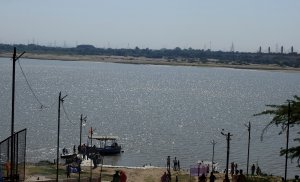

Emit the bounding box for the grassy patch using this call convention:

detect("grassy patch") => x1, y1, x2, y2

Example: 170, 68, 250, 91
171, 171, 196, 182
144, 175, 156, 182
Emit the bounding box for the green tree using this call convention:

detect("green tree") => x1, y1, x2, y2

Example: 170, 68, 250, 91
255, 95, 300, 165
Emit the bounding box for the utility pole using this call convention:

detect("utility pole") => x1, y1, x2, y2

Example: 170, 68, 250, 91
284, 101, 291, 182
211, 140, 217, 172
90, 127, 94, 182
221, 130, 232, 177
79, 114, 87, 181
245, 122, 251, 176
56, 92, 67, 181
10, 47, 25, 181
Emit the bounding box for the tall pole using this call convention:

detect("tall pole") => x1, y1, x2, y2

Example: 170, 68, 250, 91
56, 92, 61, 182
211, 140, 217, 172
10, 47, 25, 181
10, 47, 16, 181
284, 102, 291, 182
90, 127, 93, 182
226, 133, 230, 176
246, 122, 251, 176
79, 114, 82, 181
56, 92, 67, 181
79, 114, 87, 181
221, 131, 232, 177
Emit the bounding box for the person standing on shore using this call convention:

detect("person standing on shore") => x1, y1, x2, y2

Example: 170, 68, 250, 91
223, 174, 230, 182
234, 163, 238, 173
120, 170, 127, 182
256, 166, 261, 176
112, 170, 120, 182
66, 165, 70, 178
251, 164, 255, 175
230, 162, 234, 176
199, 173, 207, 182
238, 170, 246, 182
173, 157, 178, 171
167, 156, 171, 171
161, 172, 167, 182
209, 172, 216, 182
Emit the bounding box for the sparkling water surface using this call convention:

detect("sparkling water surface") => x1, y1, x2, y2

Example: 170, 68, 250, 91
0, 57, 300, 177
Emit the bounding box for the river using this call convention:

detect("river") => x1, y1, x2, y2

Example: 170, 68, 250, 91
0, 57, 300, 177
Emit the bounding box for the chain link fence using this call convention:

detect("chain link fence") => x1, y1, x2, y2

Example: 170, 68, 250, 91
0, 129, 26, 181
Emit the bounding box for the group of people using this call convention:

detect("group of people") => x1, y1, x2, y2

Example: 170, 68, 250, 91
112, 170, 127, 182
251, 164, 261, 176
162, 156, 181, 182
229, 169, 247, 182
161, 171, 172, 182
230, 162, 239, 176
198, 172, 217, 182
166, 156, 180, 171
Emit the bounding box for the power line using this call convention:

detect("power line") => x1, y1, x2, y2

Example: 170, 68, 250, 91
17, 59, 59, 111
17, 59, 44, 108
61, 102, 77, 125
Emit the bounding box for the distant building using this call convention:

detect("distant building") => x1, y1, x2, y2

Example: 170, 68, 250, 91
281, 46, 283, 54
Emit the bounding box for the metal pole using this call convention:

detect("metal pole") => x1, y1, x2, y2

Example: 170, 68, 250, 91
100, 156, 103, 181
56, 92, 61, 181
211, 140, 217, 172
10, 47, 16, 181
79, 114, 82, 181
90, 127, 93, 182
226, 133, 230, 177
79, 114, 86, 181
56, 92, 67, 181
284, 102, 291, 182
246, 122, 251, 176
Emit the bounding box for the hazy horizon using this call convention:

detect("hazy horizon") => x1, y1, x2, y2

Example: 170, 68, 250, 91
1, 0, 300, 53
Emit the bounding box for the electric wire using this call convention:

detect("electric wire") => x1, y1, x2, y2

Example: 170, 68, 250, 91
17, 59, 45, 109
61, 102, 77, 125
17, 59, 59, 111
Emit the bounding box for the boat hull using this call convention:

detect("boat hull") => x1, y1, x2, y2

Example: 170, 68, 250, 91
87, 146, 122, 155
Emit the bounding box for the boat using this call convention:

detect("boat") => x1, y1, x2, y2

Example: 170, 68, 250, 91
86, 135, 122, 155
60, 153, 77, 159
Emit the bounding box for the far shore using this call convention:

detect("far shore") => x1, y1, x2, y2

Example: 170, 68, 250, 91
1, 52, 300, 72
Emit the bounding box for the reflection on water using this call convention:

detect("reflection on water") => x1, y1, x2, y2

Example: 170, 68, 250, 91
1, 58, 300, 177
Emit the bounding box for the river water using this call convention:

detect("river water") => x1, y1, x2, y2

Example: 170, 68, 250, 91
0, 57, 300, 177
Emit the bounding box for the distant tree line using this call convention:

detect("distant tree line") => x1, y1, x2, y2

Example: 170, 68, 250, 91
1, 43, 300, 67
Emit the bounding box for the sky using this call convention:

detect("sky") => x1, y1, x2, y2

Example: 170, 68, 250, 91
1, 0, 300, 52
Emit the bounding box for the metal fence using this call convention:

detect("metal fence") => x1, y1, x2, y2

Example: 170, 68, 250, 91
0, 128, 26, 181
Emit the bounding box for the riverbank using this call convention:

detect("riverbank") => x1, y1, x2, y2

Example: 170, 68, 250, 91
1, 52, 300, 72
24, 162, 193, 182
24, 162, 283, 182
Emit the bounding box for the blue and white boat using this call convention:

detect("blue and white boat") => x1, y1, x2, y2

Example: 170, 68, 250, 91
87, 135, 122, 155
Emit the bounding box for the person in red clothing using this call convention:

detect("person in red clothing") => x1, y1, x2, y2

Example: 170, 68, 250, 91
120, 170, 127, 182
